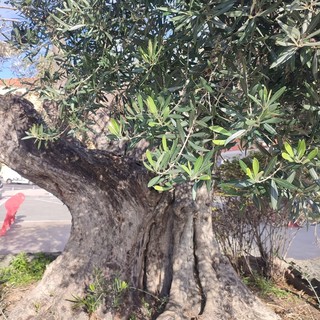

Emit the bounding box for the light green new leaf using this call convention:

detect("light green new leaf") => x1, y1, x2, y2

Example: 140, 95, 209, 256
146, 96, 158, 116
209, 125, 231, 136
246, 168, 254, 180
180, 164, 191, 175
252, 158, 260, 176
212, 139, 226, 145
307, 147, 318, 160
297, 140, 306, 159
284, 142, 294, 157
108, 118, 121, 137
146, 150, 155, 167
162, 136, 169, 151
198, 175, 211, 181
281, 152, 294, 162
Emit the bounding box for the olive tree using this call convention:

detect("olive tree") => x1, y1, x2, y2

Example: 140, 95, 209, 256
1, 0, 320, 319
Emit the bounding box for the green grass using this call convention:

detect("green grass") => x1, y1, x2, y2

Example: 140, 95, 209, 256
243, 274, 289, 298
0, 253, 55, 286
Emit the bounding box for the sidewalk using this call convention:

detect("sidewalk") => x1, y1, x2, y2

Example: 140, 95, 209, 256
0, 187, 71, 254
0, 221, 71, 254
2, 187, 53, 197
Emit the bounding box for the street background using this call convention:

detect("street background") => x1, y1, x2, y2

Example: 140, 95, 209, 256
0, 184, 71, 254
0, 184, 318, 260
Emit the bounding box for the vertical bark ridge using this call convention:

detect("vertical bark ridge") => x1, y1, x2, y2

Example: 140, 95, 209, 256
193, 216, 206, 315
194, 208, 280, 320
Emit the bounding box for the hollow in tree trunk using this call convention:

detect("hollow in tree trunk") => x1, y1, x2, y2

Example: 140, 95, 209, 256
0, 96, 279, 319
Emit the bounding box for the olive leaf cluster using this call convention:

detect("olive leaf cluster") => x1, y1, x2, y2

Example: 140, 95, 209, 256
8, 0, 320, 206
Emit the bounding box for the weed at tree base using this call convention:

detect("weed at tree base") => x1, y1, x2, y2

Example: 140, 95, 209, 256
0, 253, 55, 286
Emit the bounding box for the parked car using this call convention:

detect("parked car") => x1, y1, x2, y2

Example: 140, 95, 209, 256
0, 165, 32, 185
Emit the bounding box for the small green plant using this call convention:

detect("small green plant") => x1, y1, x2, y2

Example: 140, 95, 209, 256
69, 270, 129, 315
0, 253, 55, 286
69, 269, 107, 314
243, 273, 288, 298
112, 277, 128, 308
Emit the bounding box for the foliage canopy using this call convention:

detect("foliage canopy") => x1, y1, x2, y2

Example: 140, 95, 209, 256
7, 0, 320, 210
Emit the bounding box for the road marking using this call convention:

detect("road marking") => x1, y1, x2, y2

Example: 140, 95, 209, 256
31, 199, 64, 205
20, 220, 71, 223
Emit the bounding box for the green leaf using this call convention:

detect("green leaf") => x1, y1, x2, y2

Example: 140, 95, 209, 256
309, 168, 319, 180
212, 139, 226, 146
268, 86, 286, 104
188, 140, 209, 152
273, 178, 297, 190
246, 168, 254, 180
224, 129, 246, 145
68, 24, 86, 31
284, 142, 294, 157
270, 180, 278, 210
176, 120, 185, 143
263, 123, 277, 135
194, 156, 204, 174
264, 156, 277, 176
162, 136, 169, 151
148, 176, 161, 187
198, 175, 211, 181
146, 96, 158, 116
154, 185, 165, 191
252, 158, 259, 176
286, 171, 296, 183
108, 119, 121, 137
137, 94, 144, 109
297, 140, 306, 159
146, 150, 155, 167
209, 125, 231, 136
200, 77, 213, 93
239, 159, 248, 173
281, 152, 294, 162
180, 164, 191, 175
307, 147, 318, 160
270, 47, 296, 68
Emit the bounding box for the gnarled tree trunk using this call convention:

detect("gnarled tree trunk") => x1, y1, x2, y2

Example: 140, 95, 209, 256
0, 96, 279, 319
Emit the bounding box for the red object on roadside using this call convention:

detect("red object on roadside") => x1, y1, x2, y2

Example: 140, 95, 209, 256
0, 193, 25, 236
288, 220, 301, 228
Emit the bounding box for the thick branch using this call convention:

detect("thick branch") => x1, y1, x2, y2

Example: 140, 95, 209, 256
0, 95, 154, 204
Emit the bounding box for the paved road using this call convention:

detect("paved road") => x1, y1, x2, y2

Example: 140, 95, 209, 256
0, 185, 71, 254
286, 225, 320, 260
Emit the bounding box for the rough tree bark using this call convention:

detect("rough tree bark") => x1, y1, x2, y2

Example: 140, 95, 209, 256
0, 96, 280, 319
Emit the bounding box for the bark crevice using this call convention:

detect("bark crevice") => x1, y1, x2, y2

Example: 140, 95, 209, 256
193, 216, 206, 315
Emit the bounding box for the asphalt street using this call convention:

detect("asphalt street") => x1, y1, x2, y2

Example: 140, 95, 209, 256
0, 184, 71, 254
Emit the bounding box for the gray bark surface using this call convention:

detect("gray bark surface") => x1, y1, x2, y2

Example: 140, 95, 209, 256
0, 96, 279, 319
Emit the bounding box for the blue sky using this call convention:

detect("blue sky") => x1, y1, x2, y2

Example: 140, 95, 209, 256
0, 0, 23, 78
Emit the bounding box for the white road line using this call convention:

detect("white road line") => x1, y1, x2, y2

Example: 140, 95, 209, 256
30, 199, 64, 205
17, 220, 71, 223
